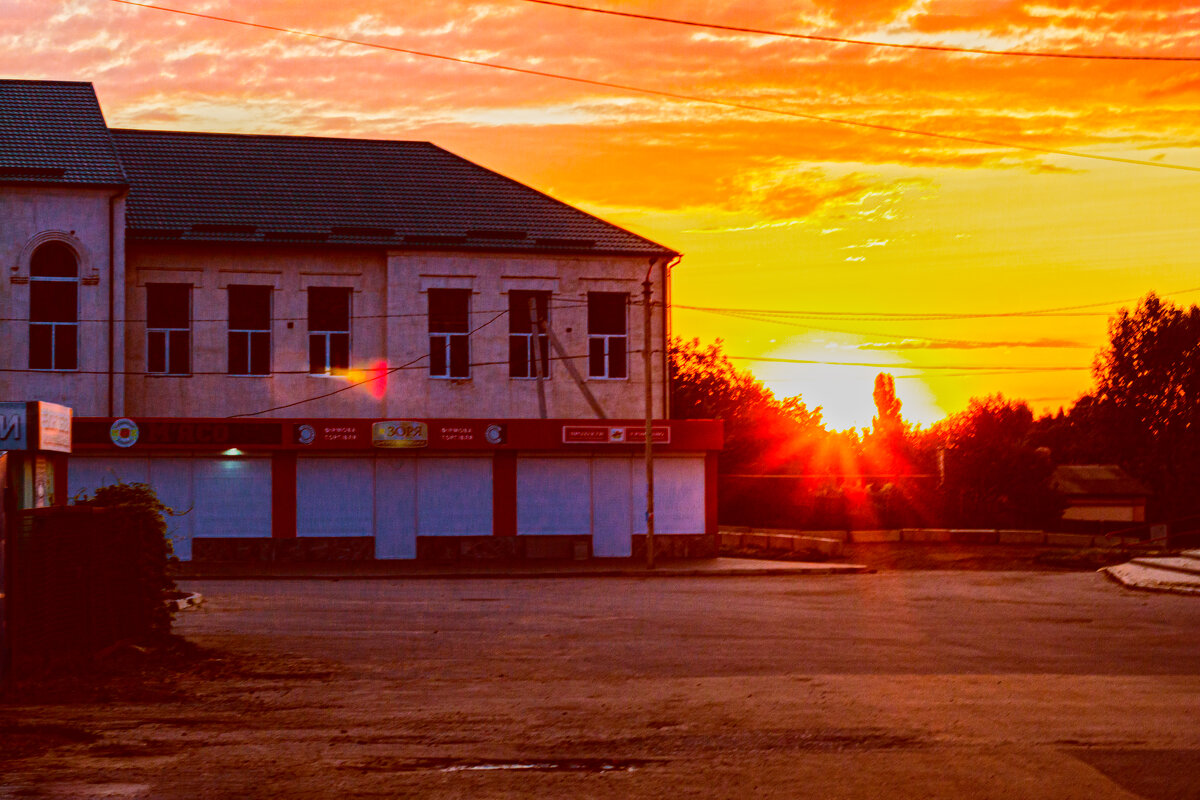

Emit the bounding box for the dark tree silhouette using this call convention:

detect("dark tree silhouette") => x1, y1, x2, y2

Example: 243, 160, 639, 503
669, 337, 824, 473
1085, 293, 1200, 517
930, 395, 1061, 528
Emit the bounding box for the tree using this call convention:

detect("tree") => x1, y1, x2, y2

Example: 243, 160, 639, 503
864, 372, 909, 475
669, 337, 825, 473
930, 395, 1060, 528
1084, 292, 1200, 516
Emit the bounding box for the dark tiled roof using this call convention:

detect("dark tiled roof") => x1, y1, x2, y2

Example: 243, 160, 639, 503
111, 129, 675, 257
1051, 465, 1150, 498
0, 79, 127, 186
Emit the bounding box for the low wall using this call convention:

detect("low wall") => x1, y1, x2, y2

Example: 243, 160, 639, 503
718, 527, 1146, 555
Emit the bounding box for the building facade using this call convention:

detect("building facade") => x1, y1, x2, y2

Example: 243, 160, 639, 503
1, 79, 720, 561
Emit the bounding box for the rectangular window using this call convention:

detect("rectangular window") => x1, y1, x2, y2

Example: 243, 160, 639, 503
29, 279, 78, 370
146, 283, 191, 375
587, 292, 627, 379
228, 285, 272, 376
308, 287, 351, 375
508, 290, 550, 379
428, 288, 470, 378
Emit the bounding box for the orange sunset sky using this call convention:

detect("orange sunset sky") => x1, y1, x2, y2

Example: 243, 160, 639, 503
5, 0, 1198, 429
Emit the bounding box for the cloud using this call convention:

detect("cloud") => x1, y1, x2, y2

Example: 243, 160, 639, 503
858, 337, 1089, 350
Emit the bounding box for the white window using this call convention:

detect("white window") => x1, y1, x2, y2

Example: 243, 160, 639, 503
508, 290, 550, 379
228, 285, 271, 375
429, 288, 470, 378
587, 292, 627, 379
308, 287, 351, 375
146, 283, 191, 375
28, 242, 78, 371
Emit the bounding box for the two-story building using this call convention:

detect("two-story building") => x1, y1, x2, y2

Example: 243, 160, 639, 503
0, 78, 720, 562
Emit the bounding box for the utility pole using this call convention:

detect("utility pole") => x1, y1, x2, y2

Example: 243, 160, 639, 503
528, 297, 547, 419
643, 272, 655, 569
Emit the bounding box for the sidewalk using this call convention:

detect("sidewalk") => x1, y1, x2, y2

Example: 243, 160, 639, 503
1101, 550, 1200, 595
173, 557, 873, 580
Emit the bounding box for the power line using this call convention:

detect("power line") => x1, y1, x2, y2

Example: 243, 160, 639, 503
518, 0, 1200, 62
109, 0, 1200, 174
728, 355, 1089, 371
669, 285, 1200, 321
690, 306, 1093, 347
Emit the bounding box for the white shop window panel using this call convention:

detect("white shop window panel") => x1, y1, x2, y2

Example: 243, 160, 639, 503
517, 457, 591, 535
69, 457, 150, 497
193, 458, 271, 539
633, 456, 706, 535
149, 459, 195, 561
375, 458, 417, 559
592, 457, 633, 557
297, 457, 375, 537
70, 457, 196, 559
416, 457, 492, 536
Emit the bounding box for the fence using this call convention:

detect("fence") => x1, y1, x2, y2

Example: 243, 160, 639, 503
6, 505, 165, 679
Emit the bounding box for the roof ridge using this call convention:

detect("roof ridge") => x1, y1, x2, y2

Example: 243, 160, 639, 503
0, 78, 99, 87
110, 127, 433, 147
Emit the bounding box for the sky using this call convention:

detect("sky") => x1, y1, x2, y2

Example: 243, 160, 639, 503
4, 0, 1199, 429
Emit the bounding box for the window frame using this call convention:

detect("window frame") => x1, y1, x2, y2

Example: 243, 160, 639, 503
28, 242, 79, 372
587, 291, 628, 380
145, 282, 192, 377
307, 287, 352, 377
428, 288, 471, 380
508, 290, 551, 380
228, 285, 273, 377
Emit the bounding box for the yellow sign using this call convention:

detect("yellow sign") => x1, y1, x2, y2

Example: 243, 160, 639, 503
372, 421, 428, 448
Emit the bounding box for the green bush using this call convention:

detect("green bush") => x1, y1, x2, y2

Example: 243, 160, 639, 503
74, 482, 178, 637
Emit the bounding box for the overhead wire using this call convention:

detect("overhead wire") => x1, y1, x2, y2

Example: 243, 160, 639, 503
517, 0, 1200, 62
108, 0, 1200, 174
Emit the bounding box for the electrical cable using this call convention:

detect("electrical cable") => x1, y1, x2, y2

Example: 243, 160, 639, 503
517, 0, 1200, 62
727, 354, 1089, 371
108, 0, 1200, 174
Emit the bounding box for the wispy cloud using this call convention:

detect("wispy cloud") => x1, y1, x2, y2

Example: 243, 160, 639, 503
858, 337, 1089, 350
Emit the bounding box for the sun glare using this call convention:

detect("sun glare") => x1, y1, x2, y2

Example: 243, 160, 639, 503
754, 341, 945, 431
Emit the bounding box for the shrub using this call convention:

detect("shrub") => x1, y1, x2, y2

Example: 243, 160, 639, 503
73, 482, 177, 637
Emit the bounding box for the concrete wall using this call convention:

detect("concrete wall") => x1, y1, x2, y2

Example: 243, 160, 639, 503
123, 243, 664, 419
0, 186, 125, 415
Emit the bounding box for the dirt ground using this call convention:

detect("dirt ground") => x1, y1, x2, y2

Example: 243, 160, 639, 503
2, 572, 1199, 799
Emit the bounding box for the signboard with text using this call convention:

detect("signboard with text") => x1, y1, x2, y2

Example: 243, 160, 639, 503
0, 401, 72, 453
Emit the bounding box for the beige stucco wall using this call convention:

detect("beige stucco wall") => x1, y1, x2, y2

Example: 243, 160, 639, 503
1062, 502, 1144, 523
0, 185, 125, 416
123, 243, 665, 420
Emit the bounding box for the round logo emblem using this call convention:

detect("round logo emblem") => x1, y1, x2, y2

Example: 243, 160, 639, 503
297, 424, 316, 445
485, 424, 505, 445
110, 418, 139, 448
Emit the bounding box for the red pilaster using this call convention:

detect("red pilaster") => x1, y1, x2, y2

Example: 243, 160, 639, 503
272, 452, 297, 538
492, 451, 517, 536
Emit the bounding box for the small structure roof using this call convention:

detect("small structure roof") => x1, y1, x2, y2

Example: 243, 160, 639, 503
110, 128, 676, 257
1051, 465, 1150, 498
0, 79, 127, 187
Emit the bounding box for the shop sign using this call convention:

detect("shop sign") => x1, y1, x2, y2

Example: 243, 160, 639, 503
37, 403, 72, 453
0, 402, 28, 450
373, 421, 429, 448
0, 401, 73, 452
110, 418, 139, 447
562, 425, 670, 444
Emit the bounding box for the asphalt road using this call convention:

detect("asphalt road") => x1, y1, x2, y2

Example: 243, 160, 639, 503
4, 572, 1200, 799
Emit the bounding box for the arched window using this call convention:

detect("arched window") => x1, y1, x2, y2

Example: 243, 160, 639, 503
29, 241, 79, 370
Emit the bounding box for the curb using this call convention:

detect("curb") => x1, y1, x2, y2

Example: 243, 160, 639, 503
1100, 561, 1200, 597
174, 565, 874, 581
